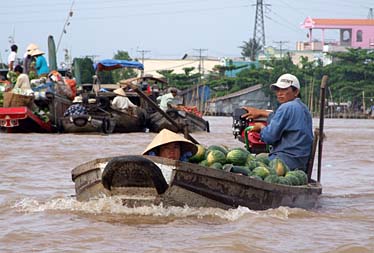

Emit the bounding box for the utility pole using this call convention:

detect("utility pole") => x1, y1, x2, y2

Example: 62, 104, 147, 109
193, 48, 208, 111
273, 41, 289, 58
368, 8, 374, 19
252, 0, 271, 49
193, 48, 208, 81
137, 49, 150, 76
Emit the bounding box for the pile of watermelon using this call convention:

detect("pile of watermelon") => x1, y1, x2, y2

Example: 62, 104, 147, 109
188, 144, 308, 186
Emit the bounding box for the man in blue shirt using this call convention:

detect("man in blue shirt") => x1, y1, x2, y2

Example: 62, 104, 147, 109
242, 73, 313, 171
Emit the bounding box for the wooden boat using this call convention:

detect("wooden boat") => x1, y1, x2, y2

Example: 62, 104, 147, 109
59, 59, 147, 134
71, 76, 329, 210
119, 76, 210, 133
60, 114, 116, 134
148, 108, 209, 133
71, 155, 322, 210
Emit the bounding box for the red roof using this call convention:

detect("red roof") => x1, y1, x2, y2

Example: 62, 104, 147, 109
302, 17, 374, 28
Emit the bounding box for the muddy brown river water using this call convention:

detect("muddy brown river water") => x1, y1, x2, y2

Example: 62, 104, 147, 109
0, 116, 373, 253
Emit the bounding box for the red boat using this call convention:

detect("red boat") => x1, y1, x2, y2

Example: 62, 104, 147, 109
0, 92, 71, 133
0, 107, 53, 133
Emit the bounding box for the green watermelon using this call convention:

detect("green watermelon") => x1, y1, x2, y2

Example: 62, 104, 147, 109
209, 162, 223, 170
292, 170, 308, 185
252, 166, 270, 179
226, 149, 248, 166
269, 158, 289, 176
285, 172, 300, 186
277, 177, 292, 185
198, 160, 209, 167
246, 159, 257, 170
264, 174, 279, 184
222, 163, 234, 172
229, 147, 251, 156
255, 153, 270, 165
189, 144, 206, 163
230, 165, 251, 176
207, 145, 229, 156
206, 150, 226, 166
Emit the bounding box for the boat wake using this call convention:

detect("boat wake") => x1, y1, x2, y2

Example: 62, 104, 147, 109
12, 196, 258, 221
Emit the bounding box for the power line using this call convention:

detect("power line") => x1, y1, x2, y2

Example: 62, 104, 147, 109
137, 49, 151, 76
193, 48, 208, 77
273, 41, 289, 58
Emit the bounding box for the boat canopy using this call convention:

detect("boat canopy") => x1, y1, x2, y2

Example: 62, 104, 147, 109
93, 59, 144, 72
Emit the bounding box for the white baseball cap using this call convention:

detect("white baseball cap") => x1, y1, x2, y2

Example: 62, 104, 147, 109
271, 73, 300, 90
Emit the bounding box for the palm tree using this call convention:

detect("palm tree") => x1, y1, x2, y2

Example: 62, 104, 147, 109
239, 38, 262, 61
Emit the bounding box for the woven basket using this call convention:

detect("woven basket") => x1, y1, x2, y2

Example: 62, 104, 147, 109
3, 92, 34, 108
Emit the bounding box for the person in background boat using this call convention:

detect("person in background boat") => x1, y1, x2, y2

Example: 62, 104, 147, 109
63, 71, 77, 100
63, 96, 87, 117
241, 73, 313, 172
6, 44, 18, 83
157, 87, 178, 111
7, 44, 18, 71
142, 129, 197, 161
23, 43, 38, 75
31, 49, 49, 78
150, 83, 160, 102
111, 88, 137, 111
12, 65, 33, 95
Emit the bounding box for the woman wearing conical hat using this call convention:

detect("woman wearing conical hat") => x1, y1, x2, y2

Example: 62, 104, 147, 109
31, 48, 49, 78
142, 129, 197, 161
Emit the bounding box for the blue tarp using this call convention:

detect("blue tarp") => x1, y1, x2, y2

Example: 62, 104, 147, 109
93, 59, 144, 71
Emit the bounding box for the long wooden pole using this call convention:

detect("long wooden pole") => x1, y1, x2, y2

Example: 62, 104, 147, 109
130, 85, 199, 144
317, 75, 328, 182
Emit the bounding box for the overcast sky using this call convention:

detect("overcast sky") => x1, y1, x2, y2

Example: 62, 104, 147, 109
1, 0, 373, 65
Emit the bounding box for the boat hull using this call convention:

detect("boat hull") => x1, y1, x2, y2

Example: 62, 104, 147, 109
148, 109, 209, 133
0, 107, 53, 133
61, 115, 116, 134
71, 155, 322, 210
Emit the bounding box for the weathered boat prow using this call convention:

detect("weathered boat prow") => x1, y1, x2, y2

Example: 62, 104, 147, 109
71, 155, 322, 210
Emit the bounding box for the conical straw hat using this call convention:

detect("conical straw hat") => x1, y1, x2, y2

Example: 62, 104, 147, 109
113, 88, 126, 96
30, 48, 44, 56
142, 129, 197, 156
27, 43, 39, 52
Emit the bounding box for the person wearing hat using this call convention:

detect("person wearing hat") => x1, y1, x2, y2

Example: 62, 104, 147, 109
142, 129, 197, 161
111, 88, 137, 111
241, 73, 313, 171
63, 96, 88, 117
31, 48, 49, 78
156, 87, 178, 111
23, 43, 39, 75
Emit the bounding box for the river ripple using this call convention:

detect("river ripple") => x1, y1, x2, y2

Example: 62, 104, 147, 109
0, 117, 373, 253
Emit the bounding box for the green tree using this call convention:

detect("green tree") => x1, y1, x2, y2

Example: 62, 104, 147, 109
73, 57, 94, 84
112, 50, 138, 83
325, 48, 374, 109
239, 38, 262, 61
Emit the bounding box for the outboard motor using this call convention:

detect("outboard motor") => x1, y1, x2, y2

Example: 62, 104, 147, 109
232, 108, 249, 140
232, 108, 268, 154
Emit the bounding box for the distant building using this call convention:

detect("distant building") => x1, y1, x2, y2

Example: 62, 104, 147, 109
142, 58, 221, 78
297, 17, 374, 52
206, 84, 269, 115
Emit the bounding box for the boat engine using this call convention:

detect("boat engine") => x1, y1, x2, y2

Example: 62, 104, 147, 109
232, 108, 268, 154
